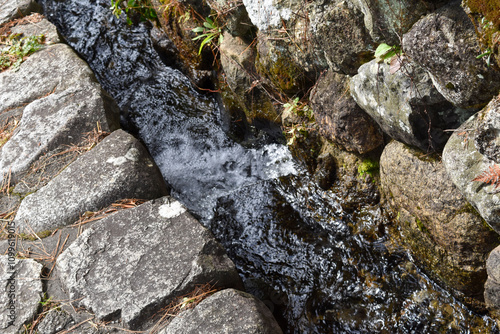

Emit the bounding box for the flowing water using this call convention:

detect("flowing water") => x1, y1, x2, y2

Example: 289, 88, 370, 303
38, 0, 499, 332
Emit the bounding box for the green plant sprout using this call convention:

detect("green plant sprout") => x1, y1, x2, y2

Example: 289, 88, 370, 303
192, 16, 223, 54
374, 43, 402, 64
283, 97, 314, 120
0, 34, 44, 72
477, 48, 492, 66
110, 0, 157, 24
283, 97, 314, 146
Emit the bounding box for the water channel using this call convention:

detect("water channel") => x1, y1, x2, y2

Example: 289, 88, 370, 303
38, 0, 499, 332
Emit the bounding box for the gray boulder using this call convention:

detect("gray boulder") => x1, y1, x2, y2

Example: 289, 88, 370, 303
0, 44, 100, 113
206, 0, 253, 37
350, 0, 448, 45
443, 96, 500, 233
309, 0, 374, 74
13, 129, 169, 233
11, 18, 61, 45
486, 246, 500, 315
0, 43, 119, 184
0, 0, 41, 25
0, 83, 119, 184
161, 289, 282, 334
381, 140, 498, 297
55, 197, 242, 329
350, 58, 474, 151
36, 309, 74, 334
0, 256, 43, 334
310, 70, 383, 154
403, 2, 500, 108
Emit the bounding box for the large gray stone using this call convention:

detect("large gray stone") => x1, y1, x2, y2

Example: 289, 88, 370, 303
0, 82, 119, 184
0, 0, 41, 25
350, 0, 448, 45
161, 289, 283, 334
55, 197, 242, 329
310, 70, 383, 154
0, 256, 43, 334
350, 58, 473, 151
13, 129, 170, 233
443, 97, 500, 233
11, 18, 61, 45
403, 2, 500, 108
485, 246, 500, 315
0, 44, 98, 113
381, 140, 498, 297
36, 309, 74, 334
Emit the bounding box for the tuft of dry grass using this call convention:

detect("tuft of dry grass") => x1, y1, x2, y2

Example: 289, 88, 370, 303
71, 198, 147, 228
0, 117, 20, 148
0, 13, 45, 41
149, 283, 219, 334
16, 123, 110, 191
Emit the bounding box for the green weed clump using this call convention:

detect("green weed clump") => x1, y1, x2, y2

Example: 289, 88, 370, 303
110, 0, 158, 24
0, 34, 44, 72
191, 15, 223, 55
358, 158, 379, 179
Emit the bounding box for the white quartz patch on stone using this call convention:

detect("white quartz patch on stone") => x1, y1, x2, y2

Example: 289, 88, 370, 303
242, 0, 292, 31
159, 200, 186, 219
106, 156, 127, 166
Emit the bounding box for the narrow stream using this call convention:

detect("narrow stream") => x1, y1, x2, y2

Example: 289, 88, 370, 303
38, 0, 499, 332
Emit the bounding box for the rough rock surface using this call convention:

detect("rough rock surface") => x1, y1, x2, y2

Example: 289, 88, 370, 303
161, 289, 283, 334
36, 309, 74, 334
486, 246, 500, 314
310, 70, 383, 154
0, 43, 100, 113
403, 2, 500, 108
309, 0, 374, 74
0, 0, 41, 25
0, 83, 118, 184
220, 32, 277, 122
351, 0, 447, 45
381, 140, 498, 297
443, 96, 500, 233
206, 0, 253, 37
55, 197, 242, 329
11, 18, 61, 45
0, 256, 43, 334
0, 42, 120, 183
350, 58, 474, 152
13, 129, 170, 233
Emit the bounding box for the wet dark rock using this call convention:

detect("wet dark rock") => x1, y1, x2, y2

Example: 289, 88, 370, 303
13, 129, 169, 233
55, 197, 242, 330
0, 0, 41, 25
220, 32, 278, 124
0, 256, 43, 334
319, 142, 381, 210
350, 58, 474, 152
381, 140, 499, 298
443, 97, 500, 233
310, 70, 383, 154
160, 289, 283, 334
36, 309, 74, 334
403, 2, 500, 108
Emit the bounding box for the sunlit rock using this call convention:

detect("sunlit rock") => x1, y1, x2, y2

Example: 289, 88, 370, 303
55, 197, 242, 329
